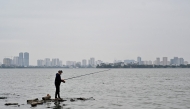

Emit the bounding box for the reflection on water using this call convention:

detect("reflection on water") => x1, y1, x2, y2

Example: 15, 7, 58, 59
0, 68, 190, 109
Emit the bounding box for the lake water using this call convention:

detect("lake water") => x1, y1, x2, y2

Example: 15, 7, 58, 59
0, 68, 190, 109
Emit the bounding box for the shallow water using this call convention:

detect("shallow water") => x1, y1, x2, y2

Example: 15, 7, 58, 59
0, 68, 190, 109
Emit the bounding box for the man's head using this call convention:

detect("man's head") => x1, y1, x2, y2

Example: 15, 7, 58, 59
58, 70, 63, 74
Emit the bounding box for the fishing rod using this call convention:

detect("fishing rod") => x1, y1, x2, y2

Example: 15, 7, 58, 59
64, 69, 111, 80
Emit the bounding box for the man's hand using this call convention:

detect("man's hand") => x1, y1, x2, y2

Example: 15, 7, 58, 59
61, 79, 65, 83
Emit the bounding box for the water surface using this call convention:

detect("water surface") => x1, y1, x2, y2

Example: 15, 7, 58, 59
0, 68, 190, 109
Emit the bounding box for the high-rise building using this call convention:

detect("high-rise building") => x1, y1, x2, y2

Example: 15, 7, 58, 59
51, 58, 60, 66
19, 52, 23, 66
13, 56, 19, 66
89, 58, 95, 66
44, 58, 51, 66
66, 61, 76, 66
59, 60, 62, 66
82, 59, 87, 67
24, 52, 29, 67
137, 57, 141, 65
37, 59, 44, 66
179, 58, 184, 65
163, 57, 168, 66
174, 57, 179, 65
156, 58, 160, 65
3, 58, 12, 66
56, 58, 60, 66
52, 58, 56, 66
170, 59, 174, 65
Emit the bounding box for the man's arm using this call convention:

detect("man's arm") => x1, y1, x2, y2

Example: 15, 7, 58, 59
61, 79, 65, 83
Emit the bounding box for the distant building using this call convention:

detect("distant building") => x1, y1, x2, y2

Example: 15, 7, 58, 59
124, 60, 135, 64
170, 59, 174, 65
156, 58, 160, 65
143, 61, 150, 65
37, 59, 44, 66
89, 58, 95, 66
44, 58, 51, 66
163, 57, 168, 66
52, 58, 60, 66
82, 59, 87, 67
66, 61, 71, 66
59, 60, 62, 66
76, 62, 81, 67
66, 61, 76, 67
174, 57, 179, 65
13, 56, 19, 66
3, 58, 12, 66
19, 52, 23, 66
137, 57, 141, 65
179, 58, 184, 65
24, 52, 29, 67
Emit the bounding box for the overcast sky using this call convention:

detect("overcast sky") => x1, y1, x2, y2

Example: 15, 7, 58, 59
0, 0, 190, 65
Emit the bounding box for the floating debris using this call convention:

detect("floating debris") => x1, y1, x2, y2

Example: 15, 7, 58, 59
69, 97, 95, 102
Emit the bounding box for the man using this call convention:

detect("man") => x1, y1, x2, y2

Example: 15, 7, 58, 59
55, 70, 65, 99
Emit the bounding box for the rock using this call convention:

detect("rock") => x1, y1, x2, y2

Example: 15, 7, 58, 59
70, 98, 75, 102
77, 97, 85, 100
42, 94, 51, 100
62, 104, 67, 106
5, 103, 18, 105
27, 98, 38, 103
31, 102, 38, 107
37, 100, 44, 104
0, 97, 7, 99
52, 98, 66, 102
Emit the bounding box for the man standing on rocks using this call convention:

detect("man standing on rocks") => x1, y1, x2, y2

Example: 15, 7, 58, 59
55, 70, 65, 99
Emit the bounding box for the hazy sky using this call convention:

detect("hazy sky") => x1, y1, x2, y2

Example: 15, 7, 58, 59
0, 0, 190, 65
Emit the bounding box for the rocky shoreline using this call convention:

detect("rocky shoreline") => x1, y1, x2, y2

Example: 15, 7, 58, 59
1, 94, 95, 108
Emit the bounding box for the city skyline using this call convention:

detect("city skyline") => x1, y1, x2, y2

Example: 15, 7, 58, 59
1, 52, 188, 66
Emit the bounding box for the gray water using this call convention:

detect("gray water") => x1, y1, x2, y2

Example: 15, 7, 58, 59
0, 68, 190, 109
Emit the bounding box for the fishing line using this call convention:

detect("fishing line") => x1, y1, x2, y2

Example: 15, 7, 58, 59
64, 69, 111, 80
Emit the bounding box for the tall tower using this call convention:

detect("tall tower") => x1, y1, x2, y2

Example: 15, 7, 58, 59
156, 58, 160, 65
82, 59, 87, 67
90, 58, 95, 66
163, 57, 168, 66
174, 57, 179, 65
137, 57, 141, 65
19, 52, 23, 66
24, 52, 29, 67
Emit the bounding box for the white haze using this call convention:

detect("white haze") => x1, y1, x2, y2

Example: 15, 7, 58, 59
0, 0, 190, 65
